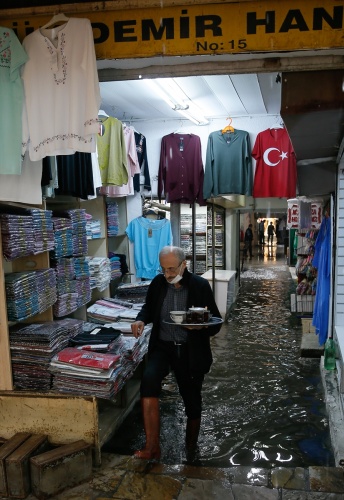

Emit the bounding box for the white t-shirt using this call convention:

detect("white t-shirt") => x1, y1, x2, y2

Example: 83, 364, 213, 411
22, 17, 100, 161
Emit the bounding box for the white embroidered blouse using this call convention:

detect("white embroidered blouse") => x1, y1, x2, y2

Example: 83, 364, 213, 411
22, 17, 101, 161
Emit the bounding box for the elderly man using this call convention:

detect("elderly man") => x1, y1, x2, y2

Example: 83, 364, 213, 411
131, 245, 221, 460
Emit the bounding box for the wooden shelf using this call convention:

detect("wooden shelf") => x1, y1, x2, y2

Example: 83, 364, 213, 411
0, 195, 136, 466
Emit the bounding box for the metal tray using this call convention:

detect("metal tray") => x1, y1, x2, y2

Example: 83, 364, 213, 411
163, 317, 224, 327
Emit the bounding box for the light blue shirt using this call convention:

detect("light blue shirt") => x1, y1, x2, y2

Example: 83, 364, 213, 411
0, 27, 28, 174
126, 217, 173, 279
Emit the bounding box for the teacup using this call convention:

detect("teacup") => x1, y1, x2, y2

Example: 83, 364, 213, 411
170, 311, 186, 324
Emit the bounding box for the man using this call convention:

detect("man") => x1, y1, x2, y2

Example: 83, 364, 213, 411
267, 221, 275, 245
131, 246, 221, 460
258, 219, 265, 245
244, 223, 253, 259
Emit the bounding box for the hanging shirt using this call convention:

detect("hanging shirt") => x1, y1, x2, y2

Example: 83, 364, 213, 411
203, 129, 252, 199
0, 152, 42, 204
97, 117, 128, 186
0, 27, 28, 174
21, 18, 100, 161
99, 125, 140, 197
126, 217, 173, 279
158, 133, 205, 205
252, 128, 297, 198
134, 131, 151, 192
54, 152, 95, 200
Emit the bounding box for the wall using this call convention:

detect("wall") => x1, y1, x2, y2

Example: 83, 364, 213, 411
335, 159, 344, 327
335, 156, 344, 394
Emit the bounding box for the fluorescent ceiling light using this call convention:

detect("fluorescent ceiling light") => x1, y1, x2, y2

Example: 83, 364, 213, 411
146, 78, 209, 125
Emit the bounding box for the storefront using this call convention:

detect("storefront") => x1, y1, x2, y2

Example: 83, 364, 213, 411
0, 0, 343, 462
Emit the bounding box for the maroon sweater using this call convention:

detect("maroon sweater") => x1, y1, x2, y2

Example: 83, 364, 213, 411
158, 133, 205, 205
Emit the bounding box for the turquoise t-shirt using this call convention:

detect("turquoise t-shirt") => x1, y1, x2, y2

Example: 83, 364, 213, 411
126, 217, 173, 279
0, 27, 28, 174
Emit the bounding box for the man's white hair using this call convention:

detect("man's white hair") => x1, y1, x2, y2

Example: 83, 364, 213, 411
159, 246, 185, 261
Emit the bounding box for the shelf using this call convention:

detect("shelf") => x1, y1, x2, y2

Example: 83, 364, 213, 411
0, 195, 135, 463
109, 232, 126, 238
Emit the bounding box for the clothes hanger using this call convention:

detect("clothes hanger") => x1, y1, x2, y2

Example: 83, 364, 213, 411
174, 120, 184, 134
270, 118, 285, 129
221, 117, 235, 134
41, 13, 69, 30
98, 109, 109, 118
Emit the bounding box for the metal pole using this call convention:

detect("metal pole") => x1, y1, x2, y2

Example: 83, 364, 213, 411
191, 202, 196, 272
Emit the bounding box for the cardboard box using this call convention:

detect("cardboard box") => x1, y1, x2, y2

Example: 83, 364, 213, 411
301, 318, 316, 334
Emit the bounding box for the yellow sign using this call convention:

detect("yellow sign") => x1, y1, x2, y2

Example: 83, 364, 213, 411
4, 0, 344, 59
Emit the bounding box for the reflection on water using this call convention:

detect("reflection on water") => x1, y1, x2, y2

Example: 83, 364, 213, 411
104, 248, 334, 468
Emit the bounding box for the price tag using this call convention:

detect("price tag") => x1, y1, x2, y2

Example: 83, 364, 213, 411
148, 228, 152, 238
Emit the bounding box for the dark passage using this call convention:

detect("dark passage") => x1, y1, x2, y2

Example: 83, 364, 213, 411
104, 246, 334, 468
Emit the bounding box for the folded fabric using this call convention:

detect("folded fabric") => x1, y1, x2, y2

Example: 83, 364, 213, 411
54, 347, 120, 370
69, 326, 121, 346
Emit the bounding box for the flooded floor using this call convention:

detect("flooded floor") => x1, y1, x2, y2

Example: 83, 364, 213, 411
104, 244, 334, 469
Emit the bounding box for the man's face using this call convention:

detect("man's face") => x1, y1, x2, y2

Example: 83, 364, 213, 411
159, 254, 185, 283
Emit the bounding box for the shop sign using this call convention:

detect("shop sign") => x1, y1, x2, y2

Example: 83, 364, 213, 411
3, 0, 344, 59
287, 203, 299, 229
311, 202, 322, 228
287, 201, 322, 229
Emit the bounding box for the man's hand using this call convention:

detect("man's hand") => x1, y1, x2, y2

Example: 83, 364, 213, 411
131, 321, 145, 338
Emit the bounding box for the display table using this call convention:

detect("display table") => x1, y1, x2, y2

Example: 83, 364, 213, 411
201, 270, 237, 318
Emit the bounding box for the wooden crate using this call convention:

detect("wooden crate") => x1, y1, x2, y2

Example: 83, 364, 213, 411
30, 440, 92, 500
6, 434, 49, 499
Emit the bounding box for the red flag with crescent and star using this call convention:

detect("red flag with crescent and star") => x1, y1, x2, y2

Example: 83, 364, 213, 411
252, 128, 297, 198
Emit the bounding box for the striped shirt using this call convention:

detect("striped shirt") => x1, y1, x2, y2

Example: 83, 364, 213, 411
159, 284, 188, 343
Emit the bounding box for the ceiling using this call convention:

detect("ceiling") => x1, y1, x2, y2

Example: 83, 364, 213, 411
99, 73, 282, 123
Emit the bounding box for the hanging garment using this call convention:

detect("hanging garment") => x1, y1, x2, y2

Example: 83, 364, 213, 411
134, 131, 151, 192
99, 125, 140, 197
252, 128, 297, 198
97, 117, 128, 186
126, 217, 173, 279
0, 27, 28, 174
0, 152, 42, 204
55, 152, 95, 200
312, 216, 331, 346
21, 18, 100, 161
87, 152, 102, 200
158, 133, 205, 205
203, 129, 252, 199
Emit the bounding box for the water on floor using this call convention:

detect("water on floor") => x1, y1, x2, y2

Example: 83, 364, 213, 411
104, 244, 335, 468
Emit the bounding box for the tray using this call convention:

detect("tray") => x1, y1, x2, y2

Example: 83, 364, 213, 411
163, 317, 224, 327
